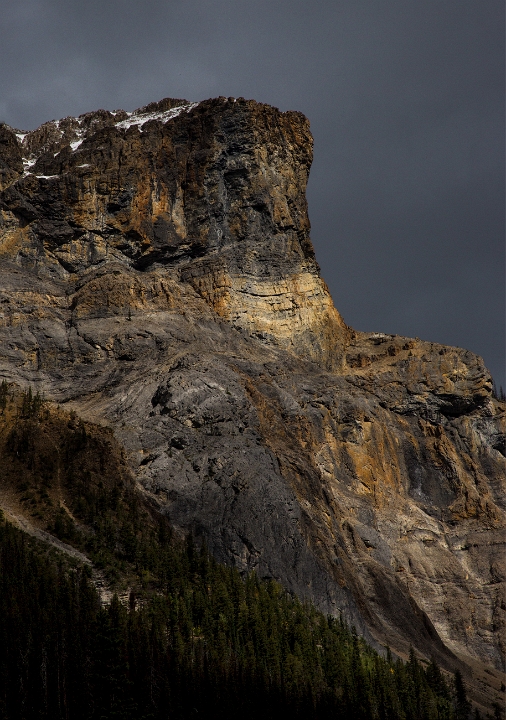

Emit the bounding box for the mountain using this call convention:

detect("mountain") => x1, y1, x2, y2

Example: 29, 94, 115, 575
0, 96, 504, 710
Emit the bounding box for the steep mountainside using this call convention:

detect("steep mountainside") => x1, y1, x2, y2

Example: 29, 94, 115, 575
0, 96, 504, 707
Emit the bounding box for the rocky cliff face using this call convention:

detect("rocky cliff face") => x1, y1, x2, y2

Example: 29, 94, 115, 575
0, 97, 504, 707
0, 97, 347, 368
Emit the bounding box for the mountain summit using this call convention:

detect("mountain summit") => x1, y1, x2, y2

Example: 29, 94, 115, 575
0, 97, 504, 706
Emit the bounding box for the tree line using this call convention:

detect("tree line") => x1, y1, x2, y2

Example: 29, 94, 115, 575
0, 384, 497, 719
0, 516, 483, 720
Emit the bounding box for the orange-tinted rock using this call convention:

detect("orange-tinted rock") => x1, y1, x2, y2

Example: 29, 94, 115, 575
0, 97, 504, 707
1, 98, 349, 367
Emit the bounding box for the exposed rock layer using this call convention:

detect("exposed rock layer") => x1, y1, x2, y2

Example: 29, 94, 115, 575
0, 97, 504, 707
0, 97, 348, 368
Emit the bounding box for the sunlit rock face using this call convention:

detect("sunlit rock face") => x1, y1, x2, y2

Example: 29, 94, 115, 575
0, 97, 504, 708
0, 97, 348, 368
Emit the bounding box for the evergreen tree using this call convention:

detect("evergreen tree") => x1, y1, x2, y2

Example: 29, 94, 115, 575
454, 669, 471, 720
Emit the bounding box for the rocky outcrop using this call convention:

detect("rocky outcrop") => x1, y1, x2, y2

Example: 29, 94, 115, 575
0, 97, 504, 708
0, 97, 348, 368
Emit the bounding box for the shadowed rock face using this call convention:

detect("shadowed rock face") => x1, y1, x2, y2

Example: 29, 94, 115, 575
0, 97, 504, 706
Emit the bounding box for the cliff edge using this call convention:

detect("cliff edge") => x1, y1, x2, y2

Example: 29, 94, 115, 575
0, 97, 504, 708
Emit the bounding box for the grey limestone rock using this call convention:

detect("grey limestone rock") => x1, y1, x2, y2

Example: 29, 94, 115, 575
0, 97, 504, 706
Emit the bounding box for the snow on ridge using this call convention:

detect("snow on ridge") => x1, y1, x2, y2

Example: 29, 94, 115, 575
115, 102, 199, 130
21, 158, 55, 178
21, 159, 37, 176
13, 102, 199, 179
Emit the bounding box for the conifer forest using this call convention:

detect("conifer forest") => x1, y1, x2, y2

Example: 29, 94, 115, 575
0, 376, 497, 719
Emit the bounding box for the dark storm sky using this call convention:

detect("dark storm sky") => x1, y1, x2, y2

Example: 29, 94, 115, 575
1, 0, 504, 386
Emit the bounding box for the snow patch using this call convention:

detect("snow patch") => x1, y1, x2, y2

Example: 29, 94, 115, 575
13, 101, 199, 182
21, 159, 37, 176
115, 102, 199, 131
